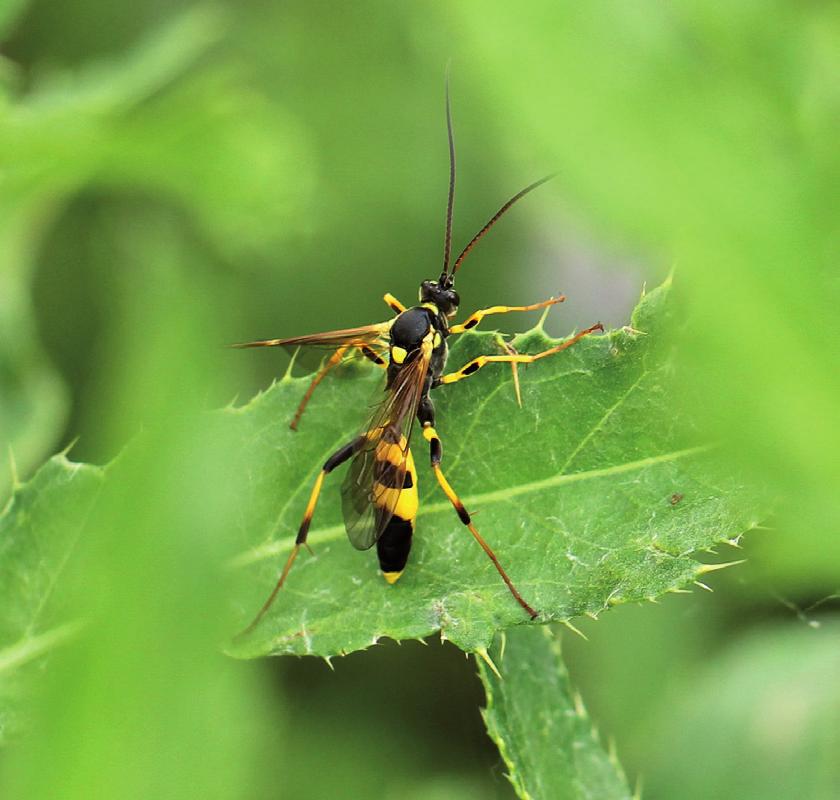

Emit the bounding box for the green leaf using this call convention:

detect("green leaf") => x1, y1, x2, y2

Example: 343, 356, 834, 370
0, 280, 763, 664
478, 626, 632, 800
0, 455, 103, 742
223, 279, 762, 656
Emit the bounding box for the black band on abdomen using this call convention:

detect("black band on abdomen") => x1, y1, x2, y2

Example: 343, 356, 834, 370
376, 516, 414, 573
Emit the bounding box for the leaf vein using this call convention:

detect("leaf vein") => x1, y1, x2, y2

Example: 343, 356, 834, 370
231, 444, 711, 568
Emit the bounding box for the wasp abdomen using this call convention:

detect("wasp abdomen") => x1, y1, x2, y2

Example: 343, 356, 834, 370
373, 443, 418, 583
377, 517, 414, 584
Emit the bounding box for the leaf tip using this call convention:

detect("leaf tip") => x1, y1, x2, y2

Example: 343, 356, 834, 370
7, 445, 20, 491
283, 348, 301, 381
633, 774, 645, 800
572, 690, 586, 718
696, 559, 746, 576
59, 437, 81, 458
559, 618, 588, 640
476, 647, 502, 680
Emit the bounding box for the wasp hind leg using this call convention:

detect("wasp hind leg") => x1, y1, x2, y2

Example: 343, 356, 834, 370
420, 414, 538, 619
237, 436, 364, 636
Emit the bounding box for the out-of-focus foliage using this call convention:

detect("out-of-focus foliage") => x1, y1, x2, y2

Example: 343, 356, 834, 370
0, 455, 101, 743
0, 5, 308, 495
643, 621, 840, 800
0, 209, 287, 797
451, 0, 840, 593
0, 0, 836, 797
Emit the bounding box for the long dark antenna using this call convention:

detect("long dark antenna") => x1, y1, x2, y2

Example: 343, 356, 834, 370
451, 174, 555, 275
441, 68, 456, 278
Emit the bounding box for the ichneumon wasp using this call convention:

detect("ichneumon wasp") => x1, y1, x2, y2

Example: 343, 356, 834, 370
235, 82, 603, 635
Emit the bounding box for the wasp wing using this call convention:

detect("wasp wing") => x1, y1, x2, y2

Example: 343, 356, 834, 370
231, 322, 391, 353
341, 341, 431, 551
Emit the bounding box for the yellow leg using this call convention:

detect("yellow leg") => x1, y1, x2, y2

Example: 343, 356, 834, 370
236, 472, 323, 637
439, 323, 604, 386
237, 437, 362, 637
383, 292, 406, 314
449, 294, 565, 334
422, 424, 538, 619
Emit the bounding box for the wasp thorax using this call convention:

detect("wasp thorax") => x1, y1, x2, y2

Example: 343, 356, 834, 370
419, 279, 460, 316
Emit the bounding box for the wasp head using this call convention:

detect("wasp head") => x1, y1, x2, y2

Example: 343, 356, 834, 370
420, 276, 460, 317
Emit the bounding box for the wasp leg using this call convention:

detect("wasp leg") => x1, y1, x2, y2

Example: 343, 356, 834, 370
383, 292, 406, 314
421, 419, 538, 619
238, 436, 365, 636
358, 345, 387, 368
290, 346, 348, 431
449, 294, 565, 334
291, 345, 386, 431
437, 322, 603, 387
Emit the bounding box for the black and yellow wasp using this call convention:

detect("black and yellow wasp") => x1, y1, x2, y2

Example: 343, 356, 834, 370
236, 86, 602, 634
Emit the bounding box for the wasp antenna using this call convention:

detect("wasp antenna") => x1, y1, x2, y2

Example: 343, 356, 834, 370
451, 173, 556, 275
441, 66, 457, 278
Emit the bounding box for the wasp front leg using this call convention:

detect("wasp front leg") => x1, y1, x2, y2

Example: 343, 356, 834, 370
383, 293, 406, 314
448, 294, 565, 334
437, 323, 603, 387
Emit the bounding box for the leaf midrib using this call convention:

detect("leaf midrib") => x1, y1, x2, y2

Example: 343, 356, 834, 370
230, 444, 710, 568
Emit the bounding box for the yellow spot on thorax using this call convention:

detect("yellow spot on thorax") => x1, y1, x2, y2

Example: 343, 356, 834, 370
391, 346, 407, 364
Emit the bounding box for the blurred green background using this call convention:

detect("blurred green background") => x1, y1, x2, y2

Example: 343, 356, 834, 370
1, 1, 837, 798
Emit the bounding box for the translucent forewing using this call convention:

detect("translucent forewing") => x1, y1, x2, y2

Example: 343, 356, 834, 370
341, 342, 431, 550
